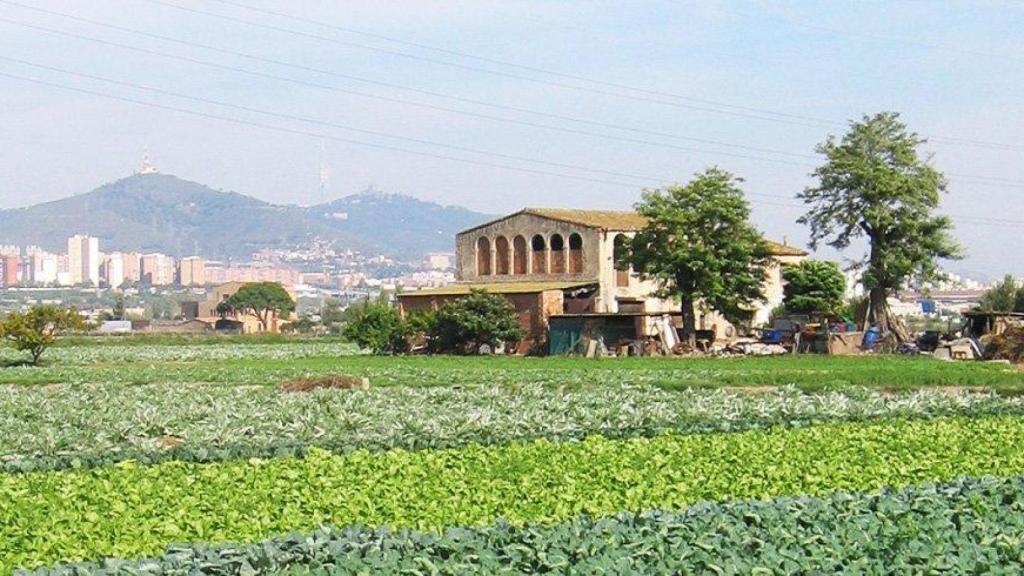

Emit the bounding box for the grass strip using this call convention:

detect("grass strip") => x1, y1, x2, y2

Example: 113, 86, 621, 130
0, 351, 1020, 391
26, 476, 1024, 575
5, 384, 1024, 473
3, 416, 1024, 572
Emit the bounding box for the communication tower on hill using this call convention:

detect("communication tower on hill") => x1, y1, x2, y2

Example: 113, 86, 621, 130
139, 148, 157, 175
318, 140, 329, 204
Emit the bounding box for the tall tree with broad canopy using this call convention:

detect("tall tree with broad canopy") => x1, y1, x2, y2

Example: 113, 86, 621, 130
0, 305, 88, 365
799, 112, 961, 342
628, 168, 769, 346
224, 282, 296, 332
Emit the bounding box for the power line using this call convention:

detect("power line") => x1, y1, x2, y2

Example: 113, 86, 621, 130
0, 55, 676, 185
5, 10, 1024, 191
6, 69, 1024, 231
138, 0, 840, 129
0, 69, 672, 190
203, 0, 839, 125
0, 13, 816, 168
168, 0, 1024, 153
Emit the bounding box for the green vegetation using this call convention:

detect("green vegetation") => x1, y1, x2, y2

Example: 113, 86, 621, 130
979, 274, 1024, 312
782, 259, 846, 315
419, 289, 524, 353
0, 305, 88, 365
48, 476, 1024, 575
6, 383, 1024, 473
340, 297, 410, 354
628, 167, 768, 343
799, 112, 961, 341
220, 282, 296, 332
4, 416, 1024, 571
0, 345, 1020, 389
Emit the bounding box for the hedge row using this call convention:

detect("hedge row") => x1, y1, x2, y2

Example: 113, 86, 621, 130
5, 383, 1024, 473
4, 416, 1024, 572
24, 476, 1024, 575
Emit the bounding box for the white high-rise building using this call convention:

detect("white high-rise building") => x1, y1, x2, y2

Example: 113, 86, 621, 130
67, 235, 100, 286
103, 252, 126, 288
27, 250, 58, 285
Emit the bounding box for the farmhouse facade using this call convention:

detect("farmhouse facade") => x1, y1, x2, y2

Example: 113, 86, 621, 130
399, 208, 807, 352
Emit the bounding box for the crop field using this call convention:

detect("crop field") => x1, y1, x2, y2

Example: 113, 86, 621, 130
2, 337, 1024, 574
0, 338, 1021, 390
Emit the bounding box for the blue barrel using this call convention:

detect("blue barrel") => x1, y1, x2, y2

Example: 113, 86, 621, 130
862, 327, 880, 349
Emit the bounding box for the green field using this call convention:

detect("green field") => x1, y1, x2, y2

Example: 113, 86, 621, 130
2, 337, 1024, 573
0, 338, 1020, 390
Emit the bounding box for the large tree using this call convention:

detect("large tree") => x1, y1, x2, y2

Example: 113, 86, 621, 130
628, 168, 769, 346
799, 112, 961, 342
224, 282, 296, 332
0, 305, 88, 365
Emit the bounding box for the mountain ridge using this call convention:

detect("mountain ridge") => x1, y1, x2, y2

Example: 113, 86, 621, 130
0, 173, 492, 260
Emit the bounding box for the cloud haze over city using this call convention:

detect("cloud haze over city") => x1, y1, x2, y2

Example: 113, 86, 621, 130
1, 0, 1022, 276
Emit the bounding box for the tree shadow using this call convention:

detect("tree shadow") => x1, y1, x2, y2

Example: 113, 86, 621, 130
0, 358, 36, 368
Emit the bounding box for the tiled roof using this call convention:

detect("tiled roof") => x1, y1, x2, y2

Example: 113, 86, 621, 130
764, 240, 809, 257
521, 208, 650, 231
398, 281, 597, 297
460, 208, 808, 257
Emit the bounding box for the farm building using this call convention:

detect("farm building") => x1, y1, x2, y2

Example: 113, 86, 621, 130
181, 281, 296, 334
398, 208, 807, 353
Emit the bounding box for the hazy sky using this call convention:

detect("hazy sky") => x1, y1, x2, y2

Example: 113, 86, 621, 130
1, 1, 1022, 277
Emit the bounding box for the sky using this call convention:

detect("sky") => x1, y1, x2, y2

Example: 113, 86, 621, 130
1, 0, 1022, 278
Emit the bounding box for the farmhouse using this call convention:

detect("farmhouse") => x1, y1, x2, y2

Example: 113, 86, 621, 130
398, 208, 806, 353
182, 281, 296, 334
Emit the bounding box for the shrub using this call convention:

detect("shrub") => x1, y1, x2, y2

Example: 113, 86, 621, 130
419, 290, 523, 354
340, 297, 409, 354
0, 305, 88, 365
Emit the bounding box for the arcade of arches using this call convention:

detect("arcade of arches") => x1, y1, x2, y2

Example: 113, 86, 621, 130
476, 232, 584, 276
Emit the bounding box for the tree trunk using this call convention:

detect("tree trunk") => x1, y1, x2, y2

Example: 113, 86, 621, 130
680, 293, 696, 348
867, 286, 910, 344
865, 238, 910, 344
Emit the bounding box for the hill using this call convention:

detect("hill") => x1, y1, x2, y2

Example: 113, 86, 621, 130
0, 174, 490, 260
308, 189, 490, 260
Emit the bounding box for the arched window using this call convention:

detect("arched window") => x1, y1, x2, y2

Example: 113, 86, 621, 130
568, 233, 583, 274
550, 234, 565, 274
512, 235, 528, 274
495, 236, 510, 275
613, 234, 629, 287
476, 236, 492, 276
531, 234, 547, 274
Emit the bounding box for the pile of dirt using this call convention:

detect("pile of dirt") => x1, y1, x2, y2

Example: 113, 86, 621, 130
281, 375, 370, 392
983, 327, 1024, 363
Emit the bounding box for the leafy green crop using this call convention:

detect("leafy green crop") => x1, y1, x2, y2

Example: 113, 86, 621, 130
4, 416, 1024, 572
4, 384, 1024, 473
1, 344, 1020, 391
28, 476, 1024, 575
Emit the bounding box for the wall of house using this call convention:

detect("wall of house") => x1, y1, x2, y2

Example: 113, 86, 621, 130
456, 213, 601, 283
755, 253, 806, 326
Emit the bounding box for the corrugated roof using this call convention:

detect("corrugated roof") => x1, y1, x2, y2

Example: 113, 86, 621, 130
398, 280, 597, 297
